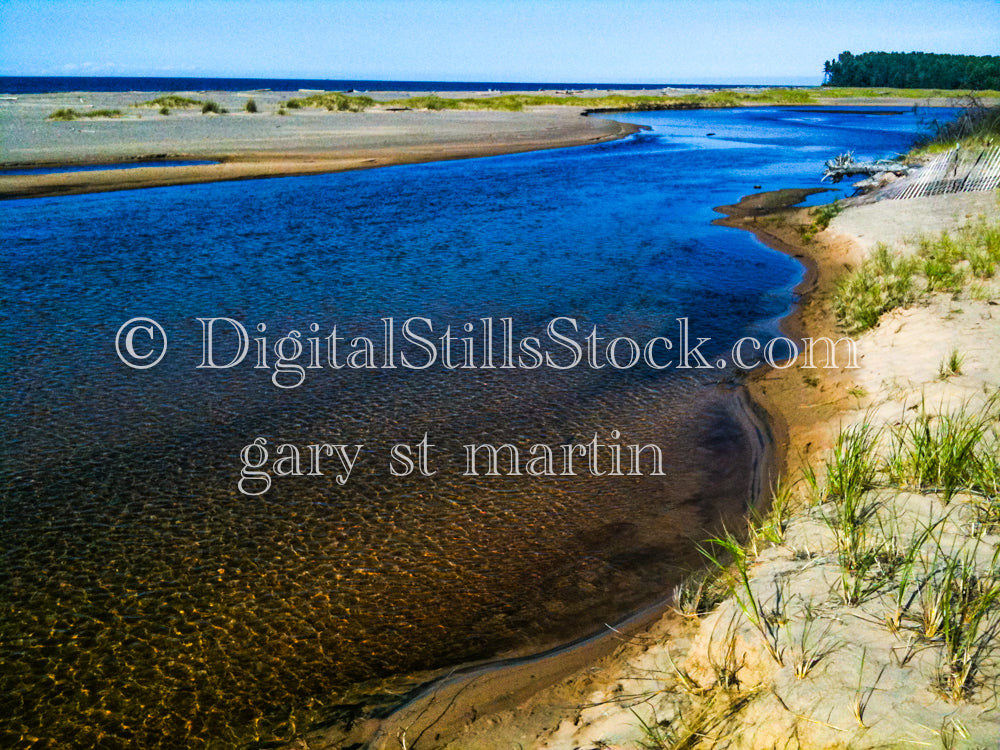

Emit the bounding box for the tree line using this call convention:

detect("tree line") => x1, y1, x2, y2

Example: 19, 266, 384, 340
823, 51, 1000, 90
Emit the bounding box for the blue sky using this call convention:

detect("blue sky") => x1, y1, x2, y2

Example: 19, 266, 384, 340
1, 0, 997, 83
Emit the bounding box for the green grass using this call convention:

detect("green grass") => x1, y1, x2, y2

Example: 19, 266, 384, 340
916, 96, 1000, 150
801, 199, 844, 242
132, 94, 204, 109
201, 101, 226, 114
831, 216, 1000, 335
47, 108, 124, 121
244, 97, 258, 113
279, 92, 375, 112
820, 86, 1000, 100
885, 404, 991, 502
920, 537, 1000, 701
832, 244, 917, 333
264, 86, 1000, 118
700, 533, 783, 663
938, 348, 965, 379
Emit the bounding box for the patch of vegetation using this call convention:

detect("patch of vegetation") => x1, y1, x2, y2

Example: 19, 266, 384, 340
159, 106, 170, 115
279, 92, 374, 112
938, 348, 965, 379
244, 97, 258, 113
201, 101, 227, 114
918, 217, 1000, 289
885, 402, 994, 502
366, 86, 1000, 116
47, 108, 124, 121
133, 94, 204, 109
832, 244, 917, 333
801, 199, 844, 241
917, 95, 1000, 151
832, 216, 1000, 333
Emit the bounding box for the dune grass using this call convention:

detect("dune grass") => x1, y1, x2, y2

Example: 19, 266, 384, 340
649, 396, 1000, 747
832, 216, 1000, 334
47, 108, 124, 121
832, 244, 917, 334
280, 92, 375, 112
132, 94, 204, 109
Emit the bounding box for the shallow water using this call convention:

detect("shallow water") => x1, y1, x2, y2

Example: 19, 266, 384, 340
0, 106, 940, 748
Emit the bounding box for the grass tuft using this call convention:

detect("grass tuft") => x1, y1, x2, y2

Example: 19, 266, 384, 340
832, 244, 916, 333
700, 533, 783, 663
280, 92, 374, 112
47, 108, 124, 121
133, 94, 204, 109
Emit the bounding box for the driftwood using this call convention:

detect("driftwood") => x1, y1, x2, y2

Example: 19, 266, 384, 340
822, 152, 911, 183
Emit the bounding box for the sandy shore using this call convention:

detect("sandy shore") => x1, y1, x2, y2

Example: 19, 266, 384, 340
281, 186, 999, 749
0, 90, 642, 199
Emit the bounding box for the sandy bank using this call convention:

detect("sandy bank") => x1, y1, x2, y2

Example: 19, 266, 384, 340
0, 91, 640, 199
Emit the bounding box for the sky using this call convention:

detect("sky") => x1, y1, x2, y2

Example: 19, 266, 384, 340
0, 0, 997, 84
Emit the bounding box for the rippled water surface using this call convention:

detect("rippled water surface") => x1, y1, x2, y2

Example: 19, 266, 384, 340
0, 106, 937, 748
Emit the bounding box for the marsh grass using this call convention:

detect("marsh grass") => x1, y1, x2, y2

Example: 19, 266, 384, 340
632, 689, 760, 750
672, 566, 730, 619
635, 398, 1000, 745
915, 536, 1000, 700
938, 348, 965, 379
746, 479, 794, 553
801, 200, 844, 242
201, 101, 226, 114
789, 615, 837, 679
918, 218, 1000, 286
851, 648, 886, 728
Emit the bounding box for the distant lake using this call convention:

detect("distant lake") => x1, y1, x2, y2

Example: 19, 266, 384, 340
0, 105, 940, 748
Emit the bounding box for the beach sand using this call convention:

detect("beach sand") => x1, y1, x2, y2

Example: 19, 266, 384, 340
0, 90, 642, 199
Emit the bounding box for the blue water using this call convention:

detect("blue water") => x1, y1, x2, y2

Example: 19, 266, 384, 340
1, 75, 780, 95
0, 159, 218, 175
0, 106, 935, 748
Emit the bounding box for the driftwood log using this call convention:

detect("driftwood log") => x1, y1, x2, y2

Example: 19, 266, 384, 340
822, 151, 912, 183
